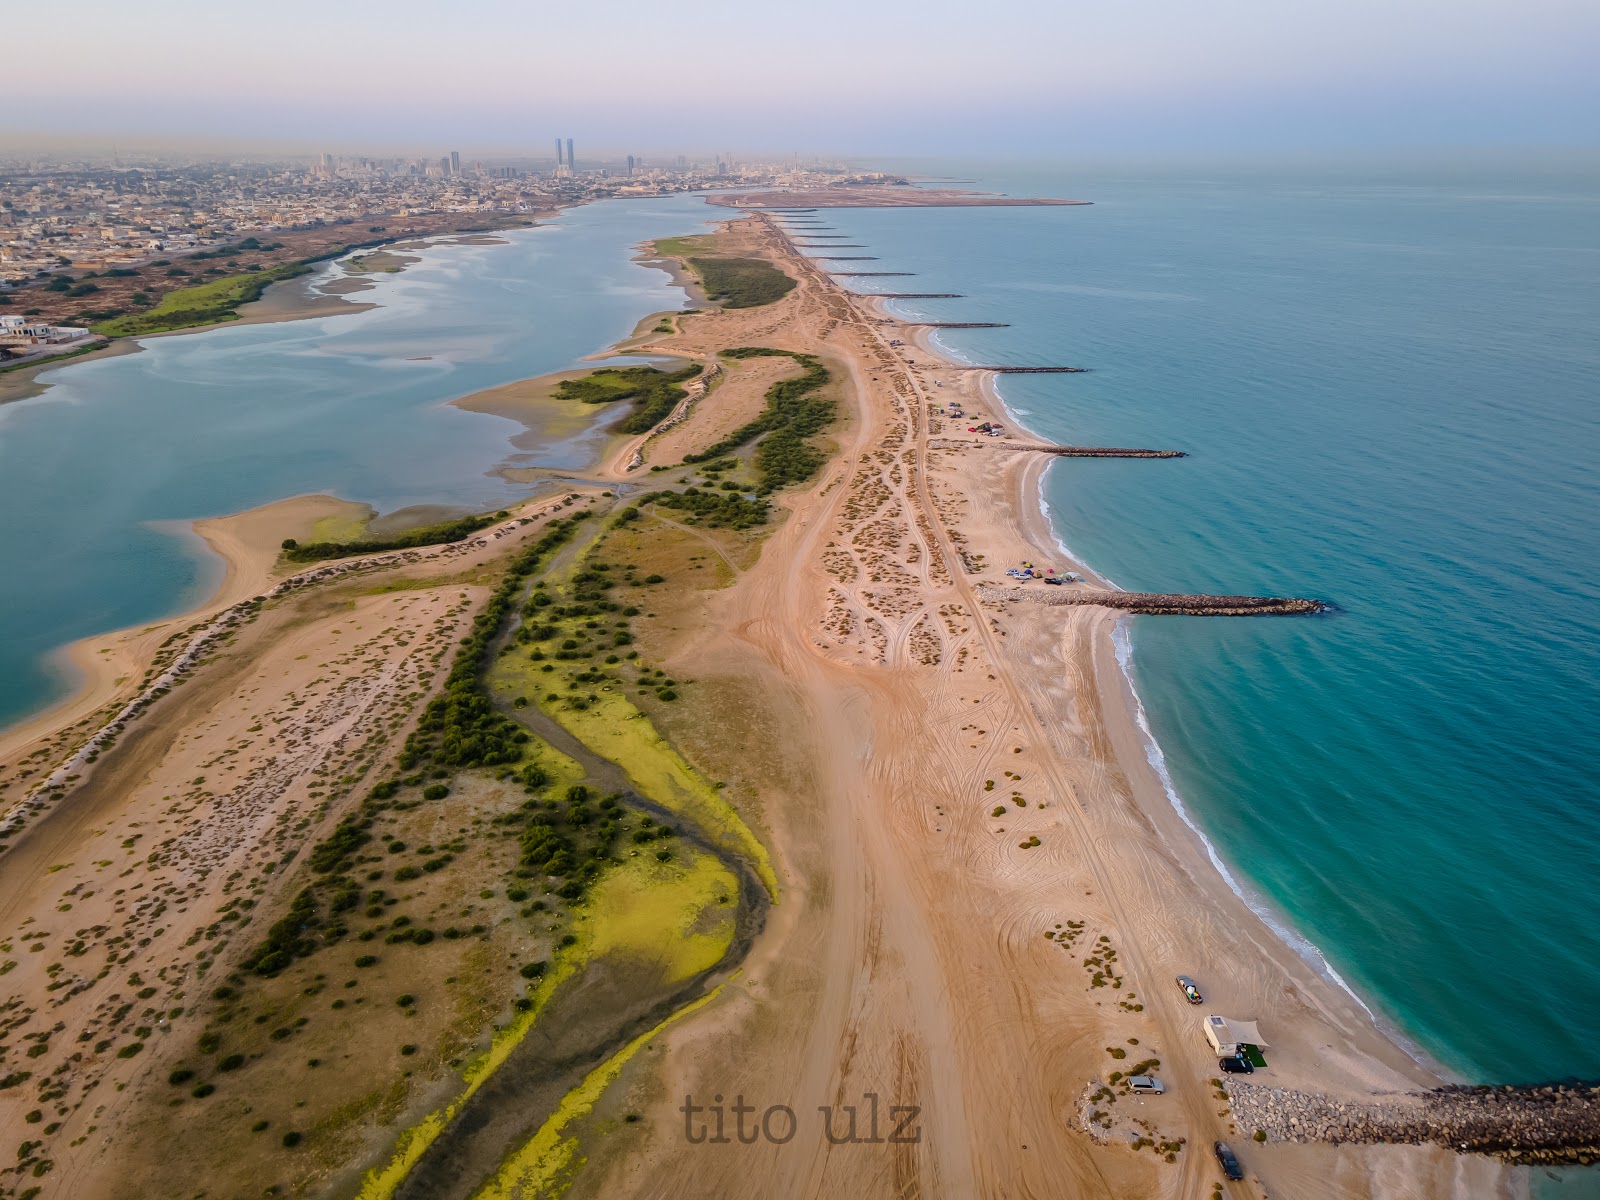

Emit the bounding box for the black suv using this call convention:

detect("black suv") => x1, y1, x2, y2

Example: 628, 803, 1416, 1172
1214, 1141, 1244, 1180
1219, 1055, 1254, 1074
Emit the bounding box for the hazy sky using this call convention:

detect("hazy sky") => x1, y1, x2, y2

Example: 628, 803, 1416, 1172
7, 0, 1596, 156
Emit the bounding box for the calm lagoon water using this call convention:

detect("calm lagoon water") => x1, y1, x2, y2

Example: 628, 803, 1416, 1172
818, 159, 1600, 1094
0, 192, 715, 728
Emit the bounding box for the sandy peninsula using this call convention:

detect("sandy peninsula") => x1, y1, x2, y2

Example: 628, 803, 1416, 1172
0, 211, 1525, 1200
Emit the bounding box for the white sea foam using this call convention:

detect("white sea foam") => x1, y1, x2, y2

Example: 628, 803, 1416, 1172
1108, 617, 1380, 1024
928, 318, 1390, 1035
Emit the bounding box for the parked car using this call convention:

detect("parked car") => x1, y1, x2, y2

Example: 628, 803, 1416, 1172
1219, 1055, 1255, 1074
1214, 1141, 1244, 1180
1127, 1075, 1165, 1095
1175, 975, 1204, 1004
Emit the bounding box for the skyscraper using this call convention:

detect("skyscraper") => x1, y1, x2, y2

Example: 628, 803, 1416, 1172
554, 138, 563, 165
450, 150, 460, 176
566, 139, 575, 172
626, 154, 635, 175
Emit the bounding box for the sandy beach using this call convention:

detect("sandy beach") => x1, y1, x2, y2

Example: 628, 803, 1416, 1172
555, 214, 1512, 1199
0, 494, 368, 797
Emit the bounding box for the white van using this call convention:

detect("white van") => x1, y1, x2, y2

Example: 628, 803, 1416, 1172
1127, 1076, 1165, 1095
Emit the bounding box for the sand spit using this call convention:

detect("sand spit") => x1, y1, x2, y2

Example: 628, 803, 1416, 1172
541, 211, 1510, 1199
709, 186, 1092, 208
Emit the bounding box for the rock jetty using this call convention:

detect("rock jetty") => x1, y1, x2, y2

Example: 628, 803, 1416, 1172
930, 438, 1184, 458
1229, 1081, 1600, 1167
978, 585, 1324, 616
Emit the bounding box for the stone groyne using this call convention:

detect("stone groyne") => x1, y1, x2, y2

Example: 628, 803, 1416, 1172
1229, 1082, 1600, 1167
963, 365, 1088, 373
870, 293, 964, 299
978, 585, 1324, 616
911, 322, 1010, 328
930, 438, 1185, 458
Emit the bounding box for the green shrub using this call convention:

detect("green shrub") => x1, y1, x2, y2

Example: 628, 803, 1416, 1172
554, 364, 702, 434
689, 257, 796, 308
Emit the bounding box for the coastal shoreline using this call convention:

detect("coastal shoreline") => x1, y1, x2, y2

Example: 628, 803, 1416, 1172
730, 218, 1514, 1196
884, 283, 1452, 1077
0, 493, 371, 768
0, 204, 691, 787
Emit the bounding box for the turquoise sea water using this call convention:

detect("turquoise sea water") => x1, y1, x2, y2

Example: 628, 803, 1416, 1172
0, 193, 713, 728
811, 159, 1600, 1094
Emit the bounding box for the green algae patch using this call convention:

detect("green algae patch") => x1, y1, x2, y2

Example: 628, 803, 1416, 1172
583, 850, 737, 984
472, 985, 725, 1200
309, 506, 374, 545
355, 849, 734, 1200
486, 647, 775, 899
549, 688, 776, 898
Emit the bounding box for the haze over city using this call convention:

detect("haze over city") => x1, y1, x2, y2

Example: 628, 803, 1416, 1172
8, 0, 1598, 153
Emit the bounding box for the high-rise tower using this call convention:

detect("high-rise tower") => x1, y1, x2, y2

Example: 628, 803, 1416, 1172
554, 138, 563, 165
566, 139, 575, 172
450, 150, 460, 176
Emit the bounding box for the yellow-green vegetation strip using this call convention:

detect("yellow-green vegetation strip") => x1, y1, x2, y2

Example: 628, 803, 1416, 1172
471, 984, 725, 1200
652, 235, 717, 258
493, 647, 776, 899
310, 509, 373, 545
551, 692, 776, 897
583, 847, 737, 984
356, 850, 735, 1200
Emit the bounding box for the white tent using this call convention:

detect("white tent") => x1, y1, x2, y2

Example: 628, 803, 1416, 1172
1203, 1015, 1270, 1055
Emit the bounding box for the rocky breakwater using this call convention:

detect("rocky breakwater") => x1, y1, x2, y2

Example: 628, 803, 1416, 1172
1229, 1081, 1600, 1167
977, 585, 1325, 616
929, 437, 1186, 458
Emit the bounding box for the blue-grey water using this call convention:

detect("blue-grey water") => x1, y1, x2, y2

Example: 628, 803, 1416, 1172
0, 193, 713, 728
807, 160, 1600, 1108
